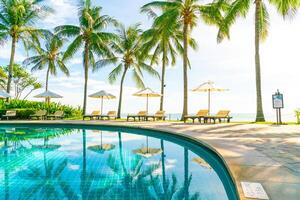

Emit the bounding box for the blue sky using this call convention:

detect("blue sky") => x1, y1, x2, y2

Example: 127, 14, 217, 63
1, 0, 300, 121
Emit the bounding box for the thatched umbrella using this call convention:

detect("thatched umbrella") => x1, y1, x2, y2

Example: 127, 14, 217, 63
133, 88, 161, 113
89, 90, 116, 115
192, 81, 228, 114
34, 90, 62, 112
34, 90, 62, 104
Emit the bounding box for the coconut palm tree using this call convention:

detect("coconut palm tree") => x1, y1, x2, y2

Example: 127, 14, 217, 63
55, 0, 117, 115
141, 0, 226, 120
94, 24, 159, 118
0, 0, 51, 94
141, 10, 190, 111
23, 32, 69, 91
216, 0, 298, 122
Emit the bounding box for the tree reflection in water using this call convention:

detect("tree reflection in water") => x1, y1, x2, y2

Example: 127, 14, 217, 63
1, 129, 203, 200
102, 132, 159, 199
18, 135, 78, 200
149, 141, 200, 200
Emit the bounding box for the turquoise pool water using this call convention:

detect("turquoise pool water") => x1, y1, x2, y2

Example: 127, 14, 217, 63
0, 124, 238, 200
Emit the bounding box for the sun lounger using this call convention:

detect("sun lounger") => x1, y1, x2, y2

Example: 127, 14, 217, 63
83, 111, 101, 120
184, 110, 209, 123
99, 111, 117, 120
30, 110, 47, 120
47, 111, 64, 120
127, 111, 147, 121
146, 111, 166, 121
2, 110, 17, 120
203, 110, 232, 124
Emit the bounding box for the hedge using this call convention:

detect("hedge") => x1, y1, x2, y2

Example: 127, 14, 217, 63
0, 99, 82, 119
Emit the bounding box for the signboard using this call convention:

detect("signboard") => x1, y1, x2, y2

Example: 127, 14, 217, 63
272, 93, 284, 109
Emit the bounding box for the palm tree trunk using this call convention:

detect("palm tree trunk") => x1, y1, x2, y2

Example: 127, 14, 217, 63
181, 23, 189, 121
184, 148, 189, 199
4, 139, 9, 200
255, 0, 265, 122
117, 67, 128, 119
45, 66, 50, 91
7, 36, 17, 96
118, 132, 126, 173
83, 43, 89, 115
160, 47, 167, 111
160, 140, 167, 193
81, 129, 87, 200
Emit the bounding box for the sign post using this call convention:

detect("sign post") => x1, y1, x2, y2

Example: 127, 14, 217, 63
272, 90, 284, 125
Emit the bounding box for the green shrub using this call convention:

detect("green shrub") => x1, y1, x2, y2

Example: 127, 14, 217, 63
0, 99, 82, 119
0, 109, 35, 119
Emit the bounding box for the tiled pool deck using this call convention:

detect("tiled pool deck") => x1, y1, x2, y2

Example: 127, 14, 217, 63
2, 120, 300, 200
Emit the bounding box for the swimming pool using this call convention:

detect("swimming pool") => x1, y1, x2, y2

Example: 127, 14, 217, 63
0, 124, 238, 200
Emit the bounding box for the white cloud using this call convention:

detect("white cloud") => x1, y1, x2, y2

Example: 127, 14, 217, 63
42, 0, 78, 27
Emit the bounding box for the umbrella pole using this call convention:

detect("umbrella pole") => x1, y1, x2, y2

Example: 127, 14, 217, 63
101, 98, 103, 115
208, 90, 211, 115
146, 95, 149, 113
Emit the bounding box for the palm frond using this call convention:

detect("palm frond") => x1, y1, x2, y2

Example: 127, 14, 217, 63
108, 63, 123, 84
139, 63, 160, 79
63, 35, 83, 61
258, 2, 269, 41
55, 25, 81, 37
94, 57, 118, 72
132, 69, 145, 89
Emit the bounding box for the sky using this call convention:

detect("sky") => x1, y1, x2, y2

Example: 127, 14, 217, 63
1, 0, 300, 121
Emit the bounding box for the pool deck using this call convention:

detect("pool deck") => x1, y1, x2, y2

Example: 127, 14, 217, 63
2, 120, 300, 200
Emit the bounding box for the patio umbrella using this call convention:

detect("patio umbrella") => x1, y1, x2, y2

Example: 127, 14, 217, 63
34, 90, 63, 111
88, 131, 115, 154
0, 90, 11, 99
133, 88, 161, 113
192, 81, 228, 115
34, 90, 63, 102
133, 136, 162, 158
89, 90, 116, 115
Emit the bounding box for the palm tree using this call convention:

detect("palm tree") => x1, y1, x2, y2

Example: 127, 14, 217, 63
55, 0, 117, 115
23, 32, 69, 91
141, 0, 225, 120
0, 0, 51, 94
141, 10, 187, 111
216, 0, 298, 122
94, 24, 159, 118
